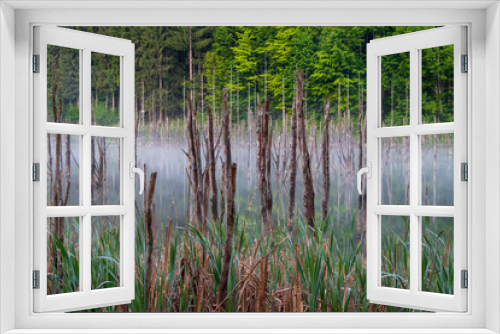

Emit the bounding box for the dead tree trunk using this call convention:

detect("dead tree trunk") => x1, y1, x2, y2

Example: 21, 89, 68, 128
187, 98, 205, 230
321, 98, 331, 222
297, 70, 315, 229
218, 163, 237, 311
287, 97, 298, 233
207, 107, 219, 223
218, 87, 237, 310
257, 99, 273, 237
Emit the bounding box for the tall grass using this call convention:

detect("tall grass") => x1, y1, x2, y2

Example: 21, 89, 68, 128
47, 213, 453, 312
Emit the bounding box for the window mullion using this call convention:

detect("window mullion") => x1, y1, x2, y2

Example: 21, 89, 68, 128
82, 47, 92, 294
409, 47, 420, 295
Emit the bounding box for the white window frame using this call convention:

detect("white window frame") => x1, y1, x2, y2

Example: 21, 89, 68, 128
33, 26, 136, 313
365, 26, 467, 312
1, 2, 499, 333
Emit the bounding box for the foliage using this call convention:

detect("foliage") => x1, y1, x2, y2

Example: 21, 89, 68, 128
62, 26, 452, 126
48, 214, 453, 312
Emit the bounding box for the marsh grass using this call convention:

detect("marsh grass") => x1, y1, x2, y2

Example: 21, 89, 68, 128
47, 212, 453, 312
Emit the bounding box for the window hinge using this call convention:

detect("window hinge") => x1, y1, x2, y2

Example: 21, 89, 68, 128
461, 162, 468, 181
461, 54, 468, 73
33, 270, 40, 289
33, 163, 40, 182
33, 54, 40, 73
461, 270, 468, 289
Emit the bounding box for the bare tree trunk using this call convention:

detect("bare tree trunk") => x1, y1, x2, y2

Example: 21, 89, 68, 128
189, 27, 193, 104
257, 99, 273, 237
297, 70, 315, 229
207, 107, 218, 223
217, 163, 237, 311
321, 98, 331, 222
287, 98, 298, 232
187, 98, 205, 230
218, 87, 237, 310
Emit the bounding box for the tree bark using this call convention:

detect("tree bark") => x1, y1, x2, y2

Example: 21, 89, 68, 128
218, 87, 237, 310
207, 107, 219, 223
187, 98, 205, 229
287, 97, 298, 233
217, 163, 237, 311
321, 98, 331, 222
297, 70, 315, 229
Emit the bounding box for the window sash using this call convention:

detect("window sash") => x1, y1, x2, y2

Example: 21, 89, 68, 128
33, 26, 136, 313
366, 26, 467, 312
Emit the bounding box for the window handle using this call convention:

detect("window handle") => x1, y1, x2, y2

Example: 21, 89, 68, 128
129, 162, 145, 195
357, 162, 372, 195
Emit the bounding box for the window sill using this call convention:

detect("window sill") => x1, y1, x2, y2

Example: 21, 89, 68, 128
4, 330, 497, 334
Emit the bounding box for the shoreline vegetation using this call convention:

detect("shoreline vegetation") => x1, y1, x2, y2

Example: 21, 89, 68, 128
46, 26, 455, 312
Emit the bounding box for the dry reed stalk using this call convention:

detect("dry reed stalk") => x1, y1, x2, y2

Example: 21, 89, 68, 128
162, 220, 173, 312
260, 256, 268, 311
144, 171, 158, 311
149, 265, 157, 312
215, 235, 290, 312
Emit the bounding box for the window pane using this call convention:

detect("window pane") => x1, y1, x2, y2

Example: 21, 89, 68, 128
421, 134, 454, 206
47, 45, 80, 124
421, 216, 454, 295
47, 217, 80, 295
91, 137, 121, 206
381, 137, 410, 205
421, 45, 454, 124
47, 134, 80, 206
91, 216, 120, 290
381, 52, 410, 127
91, 52, 120, 127
381, 215, 410, 290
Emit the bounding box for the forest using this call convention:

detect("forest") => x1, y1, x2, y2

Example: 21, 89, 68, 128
45, 26, 455, 312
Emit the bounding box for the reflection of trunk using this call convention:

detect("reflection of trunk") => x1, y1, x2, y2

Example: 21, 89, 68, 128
322, 98, 331, 222
287, 98, 298, 232
63, 134, 71, 206
50, 63, 65, 283
297, 70, 315, 229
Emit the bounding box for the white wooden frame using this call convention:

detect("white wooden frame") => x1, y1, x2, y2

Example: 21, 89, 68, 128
32, 26, 136, 312
1, 2, 498, 333
366, 26, 467, 312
